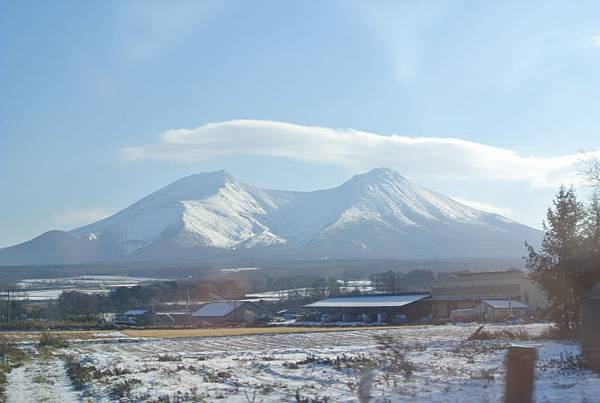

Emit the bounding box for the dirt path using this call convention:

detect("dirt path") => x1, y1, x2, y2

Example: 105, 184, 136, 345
6, 354, 81, 403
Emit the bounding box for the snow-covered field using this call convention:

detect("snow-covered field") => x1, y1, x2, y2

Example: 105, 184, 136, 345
6, 323, 600, 402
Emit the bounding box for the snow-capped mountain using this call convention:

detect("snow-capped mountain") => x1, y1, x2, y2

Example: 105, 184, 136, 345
0, 168, 542, 265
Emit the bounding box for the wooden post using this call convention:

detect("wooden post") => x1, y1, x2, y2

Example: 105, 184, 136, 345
505, 346, 537, 403
581, 284, 600, 371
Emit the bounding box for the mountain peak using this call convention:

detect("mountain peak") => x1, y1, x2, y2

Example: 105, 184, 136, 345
187, 169, 235, 182
348, 167, 408, 185
0, 168, 543, 265
173, 169, 237, 190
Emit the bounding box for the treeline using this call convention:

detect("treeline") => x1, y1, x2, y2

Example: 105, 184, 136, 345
60, 277, 247, 318
8, 274, 347, 322
370, 269, 435, 293
1, 277, 247, 322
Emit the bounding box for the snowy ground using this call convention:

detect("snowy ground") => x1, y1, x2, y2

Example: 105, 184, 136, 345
5, 323, 600, 402
6, 348, 82, 403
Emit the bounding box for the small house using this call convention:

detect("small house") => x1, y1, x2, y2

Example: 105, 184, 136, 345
114, 309, 154, 326
191, 301, 259, 325
477, 299, 528, 321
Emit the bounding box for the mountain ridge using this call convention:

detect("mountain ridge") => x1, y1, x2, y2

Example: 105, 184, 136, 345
0, 168, 542, 265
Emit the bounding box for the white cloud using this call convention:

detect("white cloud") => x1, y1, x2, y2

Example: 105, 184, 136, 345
588, 35, 600, 47
121, 119, 600, 189
451, 197, 513, 217
54, 208, 118, 229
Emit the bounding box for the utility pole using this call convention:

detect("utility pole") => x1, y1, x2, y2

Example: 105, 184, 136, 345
186, 285, 191, 314
6, 288, 10, 323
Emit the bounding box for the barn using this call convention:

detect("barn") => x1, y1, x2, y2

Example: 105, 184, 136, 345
429, 270, 547, 320
304, 293, 431, 324
191, 301, 260, 325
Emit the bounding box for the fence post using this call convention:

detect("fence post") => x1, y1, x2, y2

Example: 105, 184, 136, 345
504, 345, 537, 403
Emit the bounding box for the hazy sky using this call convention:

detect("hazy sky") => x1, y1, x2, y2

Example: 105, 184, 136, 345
2, 0, 600, 247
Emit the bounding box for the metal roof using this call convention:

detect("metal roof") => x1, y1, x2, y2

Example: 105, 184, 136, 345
192, 301, 246, 317
483, 300, 528, 309
123, 309, 148, 315
305, 294, 430, 309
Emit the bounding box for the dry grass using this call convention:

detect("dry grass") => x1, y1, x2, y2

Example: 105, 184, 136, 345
0, 326, 407, 342
122, 326, 405, 339
0, 330, 117, 342
467, 326, 535, 341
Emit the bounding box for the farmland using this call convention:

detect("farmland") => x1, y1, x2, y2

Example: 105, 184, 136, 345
4, 323, 600, 402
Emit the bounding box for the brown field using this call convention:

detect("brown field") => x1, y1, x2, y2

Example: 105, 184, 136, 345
122, 325, 406, 339
0, 325, 407, 342
0, 330, 115, 342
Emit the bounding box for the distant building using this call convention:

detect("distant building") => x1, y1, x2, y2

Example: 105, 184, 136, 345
114, 309, 154, 326
155, 311, 191, 326
430, 270, 547, 320
191, 301, 260, 324
304, 293, 431, 324
476, 299, 528, 321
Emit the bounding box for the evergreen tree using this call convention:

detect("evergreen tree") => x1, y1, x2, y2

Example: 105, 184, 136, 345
526, 186, 585, 333
580, 191, 600, 294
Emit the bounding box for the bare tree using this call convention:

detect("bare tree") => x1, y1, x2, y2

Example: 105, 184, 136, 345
580, 157, 600, 189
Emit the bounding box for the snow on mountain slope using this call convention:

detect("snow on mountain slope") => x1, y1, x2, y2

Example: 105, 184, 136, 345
0, 168, 542, 265
72, 170, 291, 251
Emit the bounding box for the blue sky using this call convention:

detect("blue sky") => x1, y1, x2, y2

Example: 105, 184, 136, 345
1, 0, 600, 247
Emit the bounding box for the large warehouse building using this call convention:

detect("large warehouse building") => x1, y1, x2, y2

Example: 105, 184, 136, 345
429, 270, 548, 320
304, 292, 431, 324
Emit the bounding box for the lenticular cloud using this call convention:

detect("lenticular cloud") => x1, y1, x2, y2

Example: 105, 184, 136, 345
121, 119, 598, 188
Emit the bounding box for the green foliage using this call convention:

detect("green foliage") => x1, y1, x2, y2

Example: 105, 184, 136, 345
526, 186, 600, 334
56, 291, 107, 318
0, 338, 28, 399
0, 339, 27, 365
108, 278, 247, 312
32, 374, 51, 384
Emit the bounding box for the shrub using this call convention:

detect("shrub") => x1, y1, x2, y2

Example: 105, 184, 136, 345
109, 378, 142, 399
374, 335, 417, 380
467, 326, 534, 341
0, 340, 27, 364
294, 390, 329, 403
203, 370, 232, 383
32, 374, 52, 384
470, 368, 495, 381
157, 354, 181, 362
538, 325, 573, 340
64, 354, 94, 390
38, 332, 67, 348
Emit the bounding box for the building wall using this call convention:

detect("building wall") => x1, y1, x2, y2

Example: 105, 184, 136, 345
431, 271, 549, 319
477, 303, 527, 321
432, 300, 480, 319
193, 307, 257, 324
307, 300, 431, 323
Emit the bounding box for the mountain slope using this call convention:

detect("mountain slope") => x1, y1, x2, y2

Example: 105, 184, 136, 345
0, 168, 542, 265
